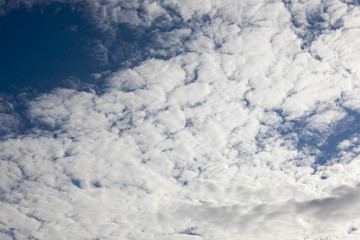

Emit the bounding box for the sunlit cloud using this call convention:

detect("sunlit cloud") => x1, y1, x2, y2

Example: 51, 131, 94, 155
1, 0, 360, 239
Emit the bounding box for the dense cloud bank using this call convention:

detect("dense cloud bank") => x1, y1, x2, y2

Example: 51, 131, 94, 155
2, 0, 360, 239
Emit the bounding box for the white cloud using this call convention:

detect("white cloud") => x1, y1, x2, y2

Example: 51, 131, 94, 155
3, 0, 360, 239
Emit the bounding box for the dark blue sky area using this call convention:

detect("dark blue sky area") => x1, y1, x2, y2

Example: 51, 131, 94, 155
0, 2, 190, 95
0, 3, 103, 93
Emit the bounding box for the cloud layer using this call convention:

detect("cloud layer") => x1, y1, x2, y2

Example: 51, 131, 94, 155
2, 0, 360, 239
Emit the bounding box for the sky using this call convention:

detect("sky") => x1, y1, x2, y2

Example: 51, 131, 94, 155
1, 0, 360, 239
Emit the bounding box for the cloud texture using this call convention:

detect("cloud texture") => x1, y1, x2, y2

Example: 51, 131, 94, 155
2, 0, 360, 239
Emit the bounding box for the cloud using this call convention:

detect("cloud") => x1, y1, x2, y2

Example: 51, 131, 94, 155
0, 94, 24, 137
297, 184, 360, 221
159, 183, 360, 239
2, 0, 360, 239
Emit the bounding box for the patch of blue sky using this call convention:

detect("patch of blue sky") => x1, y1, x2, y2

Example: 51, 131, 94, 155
316, 109, 360, 164
276, 108, 360, 166
0, 2, 192, 96
0, 2, 101, 94
283, 0, 344, 49
343, 0, 360, 5
179, 227, 201, 236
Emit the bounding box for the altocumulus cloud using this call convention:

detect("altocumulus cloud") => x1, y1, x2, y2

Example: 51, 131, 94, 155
2, 0, 360, 239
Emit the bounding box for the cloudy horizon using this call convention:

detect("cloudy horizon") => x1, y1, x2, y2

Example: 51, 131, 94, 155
2, 0, 360, 239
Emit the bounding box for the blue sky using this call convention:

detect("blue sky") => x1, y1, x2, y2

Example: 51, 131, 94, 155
0, 1, 155, 93
1, 0, 360, 239
0, 2, 98, 93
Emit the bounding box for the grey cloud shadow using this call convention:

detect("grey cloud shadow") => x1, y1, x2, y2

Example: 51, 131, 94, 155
173, 184, 360, 235
296, 183, 360, 221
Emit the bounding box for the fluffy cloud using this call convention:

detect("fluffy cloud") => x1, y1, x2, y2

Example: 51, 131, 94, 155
2, 0, 360, 239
